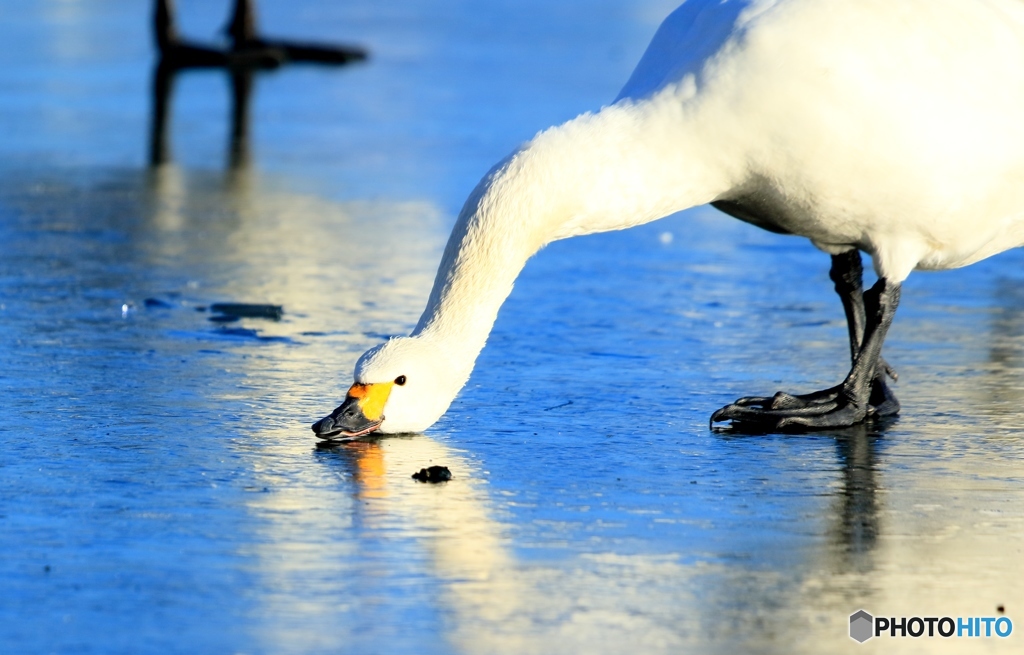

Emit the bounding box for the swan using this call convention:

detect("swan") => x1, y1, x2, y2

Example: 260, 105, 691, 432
313, 0, 1024, 438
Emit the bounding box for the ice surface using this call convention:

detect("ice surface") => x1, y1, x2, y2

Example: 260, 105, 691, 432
0, 2, 1022, 654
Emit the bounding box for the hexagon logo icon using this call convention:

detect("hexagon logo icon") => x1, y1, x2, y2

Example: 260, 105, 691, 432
850, 610, 874, 643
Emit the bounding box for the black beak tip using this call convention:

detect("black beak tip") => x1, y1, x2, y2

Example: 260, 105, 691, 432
312, 396, 382, 440
311, 415, 335, 436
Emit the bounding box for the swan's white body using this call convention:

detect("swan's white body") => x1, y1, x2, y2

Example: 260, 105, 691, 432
348, 0, 1024, 434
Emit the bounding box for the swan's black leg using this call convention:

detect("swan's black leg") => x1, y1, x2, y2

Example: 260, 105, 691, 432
830, 250, 898, 396
711, 269, 902, 430
828, 251, 899, 416
834, 249, 869, 362
721, 251, 899, 416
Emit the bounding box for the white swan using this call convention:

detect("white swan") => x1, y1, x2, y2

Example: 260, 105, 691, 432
313, 0, 1024, 437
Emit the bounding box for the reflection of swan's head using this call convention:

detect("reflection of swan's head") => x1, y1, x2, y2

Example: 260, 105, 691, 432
313, 336, 465, 438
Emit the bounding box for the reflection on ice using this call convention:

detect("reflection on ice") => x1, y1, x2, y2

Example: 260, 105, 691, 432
827, 426, 881, 574
312, 435, 707, 654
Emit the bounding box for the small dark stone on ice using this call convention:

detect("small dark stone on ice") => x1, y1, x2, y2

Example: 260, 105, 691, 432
144, 298, 174, 309
412, 466, 452, 483
210, 303, 283, 320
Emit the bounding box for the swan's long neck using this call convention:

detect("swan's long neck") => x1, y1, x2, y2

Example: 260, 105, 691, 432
412, 95, 733, 382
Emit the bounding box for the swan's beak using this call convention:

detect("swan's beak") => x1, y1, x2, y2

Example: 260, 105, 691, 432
311, 382, 394, 440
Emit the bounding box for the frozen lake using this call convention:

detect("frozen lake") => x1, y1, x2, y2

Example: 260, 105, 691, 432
1, 1, 1022, 653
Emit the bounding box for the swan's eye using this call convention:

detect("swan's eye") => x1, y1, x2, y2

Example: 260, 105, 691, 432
395, 375, 407, 386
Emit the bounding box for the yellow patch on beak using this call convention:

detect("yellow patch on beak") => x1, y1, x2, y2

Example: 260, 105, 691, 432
346, 382, 394, 421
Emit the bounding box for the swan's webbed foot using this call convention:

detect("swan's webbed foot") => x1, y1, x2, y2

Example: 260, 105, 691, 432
711, 375, 899, 431
728, 385, 843, 411
711, 393, 864, 430
726, 367, 898, 413
711, 266, 903, 433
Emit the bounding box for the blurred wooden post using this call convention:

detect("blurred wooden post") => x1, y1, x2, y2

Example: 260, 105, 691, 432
149, 0, 367, 169
226, 0, 259, 47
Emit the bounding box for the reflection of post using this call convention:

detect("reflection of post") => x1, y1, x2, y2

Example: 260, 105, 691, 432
828, 425, 881, 572
228, 69, 254, 170
149, 61, 175, 167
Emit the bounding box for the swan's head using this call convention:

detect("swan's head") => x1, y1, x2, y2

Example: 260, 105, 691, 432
311, 336, 463, 439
